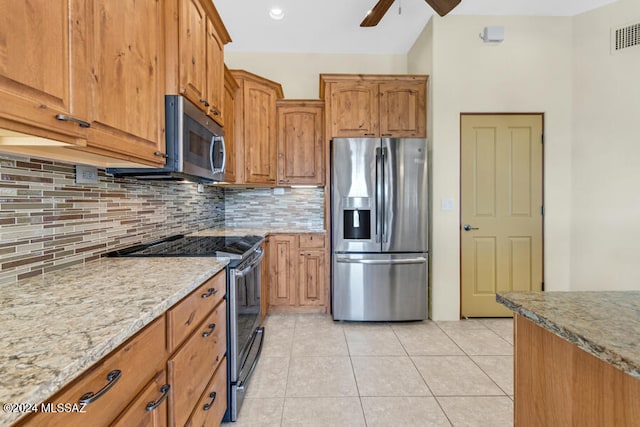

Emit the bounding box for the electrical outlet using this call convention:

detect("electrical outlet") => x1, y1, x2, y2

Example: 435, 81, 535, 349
273, 188, 285, 195
197, 183, 204, 193
75, 165, 99, 184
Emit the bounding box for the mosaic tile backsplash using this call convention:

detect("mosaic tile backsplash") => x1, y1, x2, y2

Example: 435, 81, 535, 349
224, 187, 325, 230
0, 154, 225, 286
0, 154, 326, 286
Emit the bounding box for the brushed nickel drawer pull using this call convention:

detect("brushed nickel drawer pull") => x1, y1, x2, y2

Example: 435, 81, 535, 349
153, 151, 169, 158
199, 99, 210, 107
202, 391, 217, 411
202, 323, 216, 337
201, 287, 218, 299
210, 108, 220, 116
78, 369, 122, 405
55, 114, 90, 128
145, 384, 170, 412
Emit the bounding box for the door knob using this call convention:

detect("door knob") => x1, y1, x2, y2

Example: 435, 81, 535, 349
463, 224, 479, 231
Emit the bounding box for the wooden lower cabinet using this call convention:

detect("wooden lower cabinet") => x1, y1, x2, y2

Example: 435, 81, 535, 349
18, 316, 166, 427
14, 270, 228, 427
168, 300, 226, 427
515, 315, 640, 426
268, 233, 328, 313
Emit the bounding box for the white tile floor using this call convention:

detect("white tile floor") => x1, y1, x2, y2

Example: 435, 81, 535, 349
223, 314, 514, 427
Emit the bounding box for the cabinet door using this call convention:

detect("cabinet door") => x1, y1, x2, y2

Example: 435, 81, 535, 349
277, 102, 325, 186
223, 68, 238, 182
299, 250, 326, 306
87, 0, 165, 165
179, 0, 207, 108
205, 18, 225, 125
111, 370, 169, 427
0, 0, 89, 140
328, 81, 378, 138
269, 235, 298, 306
244, 80, 277, 184
379, 80, 427, 138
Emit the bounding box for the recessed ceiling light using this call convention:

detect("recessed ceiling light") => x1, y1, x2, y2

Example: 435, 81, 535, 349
269, 7, 284, 20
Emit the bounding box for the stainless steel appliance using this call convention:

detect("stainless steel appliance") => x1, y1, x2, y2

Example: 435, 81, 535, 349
107, 95, 226, 183
331, 138, 428, 321
105, 234, 264, 422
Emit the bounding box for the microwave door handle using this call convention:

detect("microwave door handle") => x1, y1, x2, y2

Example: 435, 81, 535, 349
210, 136, 226, 174
209, 136, 215, 174
218, 136, 226, 173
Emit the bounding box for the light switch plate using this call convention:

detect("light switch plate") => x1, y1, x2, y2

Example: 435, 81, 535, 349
441, 198, 455, 211
75, 165, 98, 184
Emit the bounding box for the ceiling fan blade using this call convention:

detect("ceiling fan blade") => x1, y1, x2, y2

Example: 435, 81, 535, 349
425, 0, 461, 17
360, 0, 396, 27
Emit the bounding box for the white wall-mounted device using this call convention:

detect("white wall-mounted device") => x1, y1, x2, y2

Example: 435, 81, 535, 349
480, 26, 505, 43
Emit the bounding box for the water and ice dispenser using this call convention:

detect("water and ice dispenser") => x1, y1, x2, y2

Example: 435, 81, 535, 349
342, 197, 371, 240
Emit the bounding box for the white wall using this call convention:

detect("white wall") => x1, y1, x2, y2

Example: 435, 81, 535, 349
224, 52, 407, 98
571, 0, 640, 290
408, 15, 574, 320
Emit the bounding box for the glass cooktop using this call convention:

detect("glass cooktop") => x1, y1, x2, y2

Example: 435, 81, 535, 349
105, 234, 263, 260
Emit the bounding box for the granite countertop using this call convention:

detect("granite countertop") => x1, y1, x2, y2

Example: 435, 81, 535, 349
193, 226, 327, 237
0, 257, 227, 426
497, 291, 640, 380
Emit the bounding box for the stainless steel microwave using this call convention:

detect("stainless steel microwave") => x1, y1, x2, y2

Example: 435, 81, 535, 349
107, 95, 226, 183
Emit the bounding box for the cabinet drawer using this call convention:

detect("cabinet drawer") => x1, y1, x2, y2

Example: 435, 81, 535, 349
25, 316, 166, 427
299, 233, 325, 249
111, 370, 169, 427
168, 300, 226, 427
167, 270, 226, 352
185, 357, 227, 427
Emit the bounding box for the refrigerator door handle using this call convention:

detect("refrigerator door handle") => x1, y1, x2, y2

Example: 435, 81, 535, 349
381, 146, 389, 243
335, 256, 427, 265
375, 147, 382, 243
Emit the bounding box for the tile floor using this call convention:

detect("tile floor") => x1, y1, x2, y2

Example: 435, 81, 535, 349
223, 314, 514, 427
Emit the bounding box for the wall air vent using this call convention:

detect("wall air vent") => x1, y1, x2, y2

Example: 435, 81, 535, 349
612, 22, 640, 53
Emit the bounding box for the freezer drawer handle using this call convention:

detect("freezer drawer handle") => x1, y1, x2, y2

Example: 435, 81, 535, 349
336, 257, 427, 265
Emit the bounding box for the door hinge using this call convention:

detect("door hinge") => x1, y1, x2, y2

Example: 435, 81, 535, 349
541, 205, 545, 216
541, 134, 544, 144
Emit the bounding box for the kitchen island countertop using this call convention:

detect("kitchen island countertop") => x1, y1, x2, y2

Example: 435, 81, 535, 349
497, 291, 640, 379
0, 256, 227, 426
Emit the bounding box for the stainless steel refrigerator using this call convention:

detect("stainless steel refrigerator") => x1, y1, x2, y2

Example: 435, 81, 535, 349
331, 138, 428, 321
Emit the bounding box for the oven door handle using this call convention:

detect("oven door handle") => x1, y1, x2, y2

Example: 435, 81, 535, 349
235, 247, 265, 278
235, 327, 265, 392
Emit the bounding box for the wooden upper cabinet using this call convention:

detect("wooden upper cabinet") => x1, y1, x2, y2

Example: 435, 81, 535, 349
205, 17, 225, 123
327, 81, 378, 138
223, 66, 238, 183
178, 0, 207, 108
320, 74, 428, 138
176, 0, 230, 126
85, 0, 165, 165
0, 0, 89, 143
379, 80, 426, 137
231, 70, 284, 185
276, 100, 325, 186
